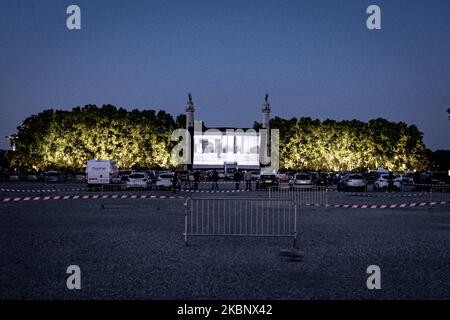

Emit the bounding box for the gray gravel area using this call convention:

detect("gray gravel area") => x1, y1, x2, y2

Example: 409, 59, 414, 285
1, 182, 450, 299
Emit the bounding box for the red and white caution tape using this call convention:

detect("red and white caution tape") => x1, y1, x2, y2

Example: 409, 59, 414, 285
198, 181, 254, 184
324, 202, 448, 209
408, 183, 450, 187
0, 187, 85, 193
1, 194, 185, 202
179, 189, 249, 193
2, 194, 448, 208
293, 201, 448, 208
344, 192, 428, 198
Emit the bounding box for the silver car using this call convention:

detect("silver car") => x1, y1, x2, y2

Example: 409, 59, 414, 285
374, 175, 401, 191
291, 173, 312, 186
126, 172, 150, 190
339, 174, 366, 191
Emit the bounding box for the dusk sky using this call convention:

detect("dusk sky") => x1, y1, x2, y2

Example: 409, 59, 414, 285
0, 0, 449, 150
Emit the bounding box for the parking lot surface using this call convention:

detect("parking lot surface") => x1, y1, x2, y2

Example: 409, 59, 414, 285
1, 182, 449, 299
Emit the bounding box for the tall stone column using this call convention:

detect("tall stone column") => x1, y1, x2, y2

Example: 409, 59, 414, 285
262, 93, 271, 131
261, 94, 271, 173
185, 93, 195, 171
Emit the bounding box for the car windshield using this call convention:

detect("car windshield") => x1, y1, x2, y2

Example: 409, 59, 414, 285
129, 174, 145, 179
160, 174, 172, 179
296, 174, 310, 180
349, 175, 363, 179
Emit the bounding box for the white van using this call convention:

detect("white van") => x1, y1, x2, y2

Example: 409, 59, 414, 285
86, 160, 120, 190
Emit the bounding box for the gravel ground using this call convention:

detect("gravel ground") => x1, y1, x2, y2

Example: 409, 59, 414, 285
1, 183, 450, 299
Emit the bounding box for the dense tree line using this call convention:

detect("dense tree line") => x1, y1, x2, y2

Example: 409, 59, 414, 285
269, 117, 428, 172
7, 104, 428, 171
9, 105, 181, 170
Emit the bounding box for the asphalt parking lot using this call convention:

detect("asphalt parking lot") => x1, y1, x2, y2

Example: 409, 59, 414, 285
1, 182, 449, 299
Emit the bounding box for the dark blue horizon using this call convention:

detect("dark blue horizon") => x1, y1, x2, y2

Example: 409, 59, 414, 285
1, 0, 449, 150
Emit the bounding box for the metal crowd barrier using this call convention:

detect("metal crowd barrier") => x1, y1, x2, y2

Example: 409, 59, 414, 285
100, 184, 157, 193
98, 182, 253, 193
268, 185, 328, 206
430, 187, 450, 203
184, 198, 297, 247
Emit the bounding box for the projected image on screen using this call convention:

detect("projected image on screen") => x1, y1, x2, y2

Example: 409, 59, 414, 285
193, 129, 260, 169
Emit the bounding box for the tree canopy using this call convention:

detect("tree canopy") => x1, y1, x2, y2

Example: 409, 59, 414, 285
8, 104, 428, 172
270, 117, 428, 172
9, 105, 178, 170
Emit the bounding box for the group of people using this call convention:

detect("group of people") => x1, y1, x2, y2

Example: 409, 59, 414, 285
208, 169, 253, 191
171, 169, 253, 192
171, 170, 201, 192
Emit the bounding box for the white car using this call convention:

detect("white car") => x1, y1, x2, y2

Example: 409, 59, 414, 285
374, 175, 401, 191
291, 173, 312, 186
126, 172, 150, 189
156, 172, 174, 189
339, 174, 366, 191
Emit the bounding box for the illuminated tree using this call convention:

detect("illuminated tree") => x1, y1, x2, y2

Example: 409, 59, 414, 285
9, 105, 182, 170
271, 117, 427, 172
9, 105, 429, 172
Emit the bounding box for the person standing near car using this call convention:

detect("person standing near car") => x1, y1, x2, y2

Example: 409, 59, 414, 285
419, 171, 428, 191
188, 172, 195, 190
244, 170, 252, 191
387, 172, 395, 192
193, 171, 200, 190
233, 170, 241, 190
172, 171, 178, 193
211, 169, 219, 190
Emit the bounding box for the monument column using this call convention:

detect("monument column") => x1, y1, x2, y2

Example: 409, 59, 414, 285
185, 93, 195, 171
261, 94, 271, 173
262, 93, 271, 130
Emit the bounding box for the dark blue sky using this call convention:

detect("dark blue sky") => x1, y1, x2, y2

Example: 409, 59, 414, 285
1, 0, 449, 150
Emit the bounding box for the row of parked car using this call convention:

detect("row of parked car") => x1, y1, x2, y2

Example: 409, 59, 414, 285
289, 172, 413, 192
116, 171, 289, 191
121, 170, 175, 190
85, 169, 417, 192
336, 173, 406, 192
273, 171, 416, 192
4, 171, 86, 182
4, 165, 447, 193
